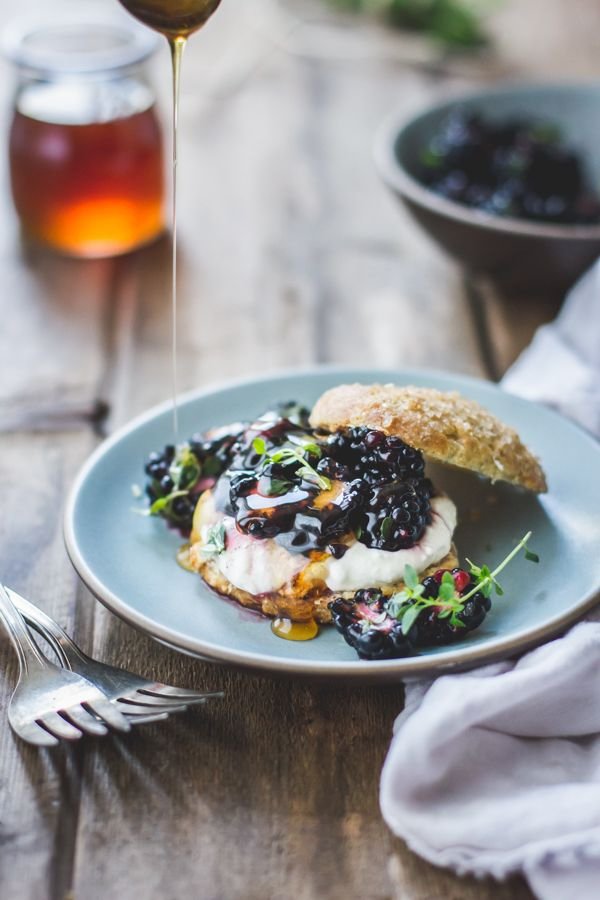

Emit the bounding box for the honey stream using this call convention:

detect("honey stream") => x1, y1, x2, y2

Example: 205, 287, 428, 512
117, 0, 223, 437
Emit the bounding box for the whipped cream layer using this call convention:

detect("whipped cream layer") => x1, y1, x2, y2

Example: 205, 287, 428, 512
192, 492, 457, 597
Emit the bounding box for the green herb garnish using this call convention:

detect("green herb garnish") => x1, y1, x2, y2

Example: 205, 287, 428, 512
168, 445, 201, 491
386, 531, 539, 636
200, 522, 226, 556
254, 434, 331, 491
252, 437, 267, 456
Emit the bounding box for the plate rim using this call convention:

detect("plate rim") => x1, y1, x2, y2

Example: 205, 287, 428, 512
64, 364, 600, 679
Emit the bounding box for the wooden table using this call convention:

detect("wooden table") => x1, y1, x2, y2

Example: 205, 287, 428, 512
1, 1, 596, 897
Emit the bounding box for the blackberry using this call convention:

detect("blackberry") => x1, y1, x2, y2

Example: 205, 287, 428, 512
324, 427, 426, 486
329, 596, 414, 661
144, 445, 175, 483
421, 575, 439, 599
329, 567, 492, 661
356, 481, 431, 552
405, 568, 491, 648
169, 495, 196, 525
143, 425, 244, 535
419, 111, 600, 226
316, 457, 350, 481
190, 425, 245, 479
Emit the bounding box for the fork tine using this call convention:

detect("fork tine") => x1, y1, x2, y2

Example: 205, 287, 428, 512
38, 712, 83, 741
138, 687, 223, 701
15, 720, 60, 747
84, 699, 131, 733
126, 692, 208, 709
63, 706, 108, 737
117, 698, 189, 714
127, 712, 170, 725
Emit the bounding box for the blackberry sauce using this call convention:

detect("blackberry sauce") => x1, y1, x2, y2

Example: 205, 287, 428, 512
214, 417, 433, 556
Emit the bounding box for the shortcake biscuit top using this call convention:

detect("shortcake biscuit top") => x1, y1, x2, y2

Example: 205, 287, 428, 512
309, 383, 547, 493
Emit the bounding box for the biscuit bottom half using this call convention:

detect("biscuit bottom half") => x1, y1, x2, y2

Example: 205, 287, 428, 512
195, 544, 459, 624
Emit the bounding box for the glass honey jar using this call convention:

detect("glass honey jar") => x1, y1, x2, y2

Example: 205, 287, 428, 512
5, 9, 166, 258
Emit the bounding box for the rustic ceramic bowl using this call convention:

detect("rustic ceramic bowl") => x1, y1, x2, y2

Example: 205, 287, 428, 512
374, 83, 600, 294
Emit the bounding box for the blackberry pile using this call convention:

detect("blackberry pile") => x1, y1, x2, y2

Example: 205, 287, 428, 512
330, 589, 414, 660
419, 111, 600, 225
145, 414, 434, 557
226, 429, 366, 552
329, 568, 491, 660
144, 427, 243, 533
357, 480, 432, 551
145, 444, 195, 528
320, 427, 432, 552
321, 427, 426, 484
226, 424, 432, 555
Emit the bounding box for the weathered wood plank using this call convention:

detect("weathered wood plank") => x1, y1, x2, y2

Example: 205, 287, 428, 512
68, 10, 533, 900
1, 0, 585, 898
469, 277, 563, 380
0, 430, 99, 900
0, 90, 115, 429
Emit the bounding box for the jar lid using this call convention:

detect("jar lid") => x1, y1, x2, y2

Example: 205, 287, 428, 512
3, 4, 160, 75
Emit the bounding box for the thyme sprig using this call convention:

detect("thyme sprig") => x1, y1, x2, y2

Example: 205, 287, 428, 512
386, 531, 539, 636
143, 444, 202, 521
199, 522, 226, 556
252, 435, 331, 491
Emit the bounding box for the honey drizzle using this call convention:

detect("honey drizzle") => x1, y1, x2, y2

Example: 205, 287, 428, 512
117, 1, 223, 440
169, 35, 186, 438
176, 541, 196, 572
271, 618, 319, 642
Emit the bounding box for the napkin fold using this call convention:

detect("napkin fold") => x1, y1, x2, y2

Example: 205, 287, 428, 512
502, 259, 600, 438
380, 261, 600, 899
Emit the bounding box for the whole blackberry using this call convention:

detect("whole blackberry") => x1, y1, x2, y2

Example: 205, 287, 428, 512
144, 445, 175, 494
143, 443, 197, 533
190, 426, 245, 478
316, 457, 350, 481
329, 567, 492, 661
405, 568, 491, 648
356, 481, 431, 552
324, 427, 426, 486
329, 596, 414, 661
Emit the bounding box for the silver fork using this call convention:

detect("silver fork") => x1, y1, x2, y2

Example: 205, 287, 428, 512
0, 585, 131, 746
7, 588, 222, 722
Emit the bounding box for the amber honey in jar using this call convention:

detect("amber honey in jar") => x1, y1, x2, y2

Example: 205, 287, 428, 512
5, 10, 166, 257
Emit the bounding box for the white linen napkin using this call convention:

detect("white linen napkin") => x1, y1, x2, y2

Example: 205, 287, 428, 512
380, 261, 600, 899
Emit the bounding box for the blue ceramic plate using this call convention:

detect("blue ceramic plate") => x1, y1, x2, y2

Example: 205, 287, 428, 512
64, 367, 600, 681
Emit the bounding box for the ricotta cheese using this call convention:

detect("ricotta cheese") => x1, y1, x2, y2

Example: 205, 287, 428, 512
324, 496, 457, 592
192, 490, 457, 597
215, 517, 307, 595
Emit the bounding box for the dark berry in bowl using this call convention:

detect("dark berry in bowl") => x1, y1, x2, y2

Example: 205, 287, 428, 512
417, 111, 600, 227
375, 84, 600, 293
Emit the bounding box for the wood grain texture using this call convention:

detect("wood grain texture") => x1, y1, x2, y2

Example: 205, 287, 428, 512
2, 0, 588, 897
67, 8, 532, 900
0, 430, 97, 899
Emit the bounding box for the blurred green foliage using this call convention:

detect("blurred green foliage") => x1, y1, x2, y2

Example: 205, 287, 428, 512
329, 0, 491, 48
